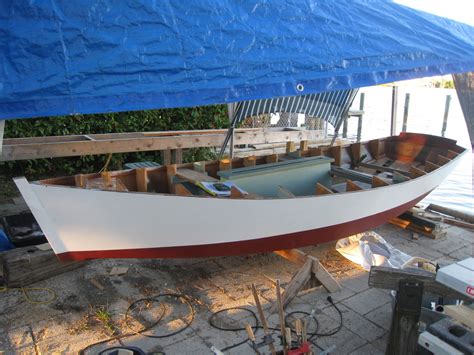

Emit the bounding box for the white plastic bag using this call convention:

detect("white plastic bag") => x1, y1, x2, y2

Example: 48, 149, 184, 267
335, 231, 412, 271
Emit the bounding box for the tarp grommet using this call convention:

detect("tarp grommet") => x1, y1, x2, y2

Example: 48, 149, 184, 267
296, 83, 305, 92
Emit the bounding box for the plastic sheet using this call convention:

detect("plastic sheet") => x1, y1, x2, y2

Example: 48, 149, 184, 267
336, 231, 411, 271
1, 1, 474, 119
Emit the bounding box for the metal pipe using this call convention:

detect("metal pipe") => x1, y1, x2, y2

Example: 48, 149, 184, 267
441, 95, 451, 137
402, 93, 410, 132
390, 86, 398, 136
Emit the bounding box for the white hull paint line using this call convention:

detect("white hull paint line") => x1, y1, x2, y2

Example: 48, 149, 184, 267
14, 154, 462, 256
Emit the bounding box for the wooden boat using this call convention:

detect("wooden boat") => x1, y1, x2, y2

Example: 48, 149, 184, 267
14, 132, 466, 261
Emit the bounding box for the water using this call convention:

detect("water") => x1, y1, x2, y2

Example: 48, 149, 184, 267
344, 85, 473, 214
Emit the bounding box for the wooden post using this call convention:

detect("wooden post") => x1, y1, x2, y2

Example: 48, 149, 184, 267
342, 117, 348, 138
286, 141, 295, 154
136, 168, 148, 192
357, 93, 365, 142
386, 280, 423, 355
441, 94, 451, 137
75, 174, 86, 188
173, 148, 183, 164
166, 164, 177, 193
390, 86, 398, 136
299, 140, 308, 152
219, 158, 232, 171
402, 93, 410, 132
243, 155, 256, 167
162, 149, 171, 165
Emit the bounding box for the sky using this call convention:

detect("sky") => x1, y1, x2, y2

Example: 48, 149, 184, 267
395, 0, 474, 26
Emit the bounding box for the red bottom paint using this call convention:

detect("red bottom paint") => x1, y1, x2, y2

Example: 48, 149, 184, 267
58, 192, 430, 261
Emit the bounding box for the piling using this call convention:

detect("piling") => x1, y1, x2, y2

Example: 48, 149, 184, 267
390, 86, 398, 136
402, 93, 410, 132
441, 94, 451, 137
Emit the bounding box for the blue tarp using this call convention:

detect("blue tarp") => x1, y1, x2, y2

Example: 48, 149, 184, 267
1, 1, 474, 120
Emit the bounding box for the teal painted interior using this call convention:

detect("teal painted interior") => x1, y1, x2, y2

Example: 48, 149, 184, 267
218, 156, 334, 197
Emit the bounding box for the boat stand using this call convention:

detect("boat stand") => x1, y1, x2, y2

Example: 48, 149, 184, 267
271, 248, 341, 312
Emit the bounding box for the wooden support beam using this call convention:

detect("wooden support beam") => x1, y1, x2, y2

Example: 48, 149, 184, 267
266, 154, 278, 164
330, 145, 342, 166
0, 128, 325, 162
346, 179, 362, 192
230, 186, 245, 199
393, 171, 411, 183
316, 183, 333, 195
372, 175, 390, 188
386, 280, 423, 355
166, 164, 177, 193
243, 155, 256, 167
369, 266, 471, 301
251, 284, 277, 355
274, 249, 340, 293
437, 154, 451, 166
286, 141, 296, 154
409, 166, 427, 179
424, 161, 440, 173
74, 174, 86, 188
193, 161, 206, 173
446, 149, 459, 160
299, 140, 308, 152
369, 139, 381, 159
219, 159, 232, 171
350, 142, 362, 164
136, 168, 148, 192
359, 161, 410, 176
277, 185, 295, 199
175, 183, 193, 196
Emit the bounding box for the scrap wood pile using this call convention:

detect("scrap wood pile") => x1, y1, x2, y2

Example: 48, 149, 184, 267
389, 203, 474, 239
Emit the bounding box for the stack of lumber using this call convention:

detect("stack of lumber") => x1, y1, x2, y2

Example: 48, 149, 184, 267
390, 209, 445, 239
2, 244, 85, 287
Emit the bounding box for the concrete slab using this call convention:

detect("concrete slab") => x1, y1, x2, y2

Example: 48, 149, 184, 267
364, 302, 393, 331
341, 288, 392, 315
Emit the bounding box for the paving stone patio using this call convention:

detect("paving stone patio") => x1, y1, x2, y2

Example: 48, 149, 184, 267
0, 222, 472, 354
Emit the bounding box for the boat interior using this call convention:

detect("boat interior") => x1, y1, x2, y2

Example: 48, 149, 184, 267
39, 133, 465, 199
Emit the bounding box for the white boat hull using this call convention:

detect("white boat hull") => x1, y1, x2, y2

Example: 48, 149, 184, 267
14, 152, 462, 261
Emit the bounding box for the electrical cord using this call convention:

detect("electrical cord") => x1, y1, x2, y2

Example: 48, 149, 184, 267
208, 295, 343, 353
79, 293, 194, 355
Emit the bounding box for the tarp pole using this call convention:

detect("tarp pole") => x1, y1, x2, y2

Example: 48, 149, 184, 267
0, 120, 4, 156
227, 103, 235, 159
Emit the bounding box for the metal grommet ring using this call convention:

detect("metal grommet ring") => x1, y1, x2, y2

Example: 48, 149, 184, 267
296, 83, 304, 92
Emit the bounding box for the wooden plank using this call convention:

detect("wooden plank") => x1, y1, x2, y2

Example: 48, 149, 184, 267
136, 168, 148, 192
409, 166, 426, 179
175, 183, 193, 196
275, 280, 288, 354
299, 140, 308, 152
3, 245, 85, 288
193, 161, 206, 173
346, 179, 362, 192
308, 147, 322, 157
243, 155, 256, 167
0, 128, 324, 161
174, 148, 183, 164
218, 159, 232, 171
424, 161, 440, 173
393, 171, 411, 183
316, 183, 333, 195
274, 259, 313, 311
251, 284, 277, 355
372, 175, 389, 188
286, 141, 295, 154
277, 185, 296, 199
368, 266, 472, 301
176, 168, 218, 183
166, 164, 177, 193
266, 154, 278, 164
444, 305, 474, 330
437, 154, 451, 166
